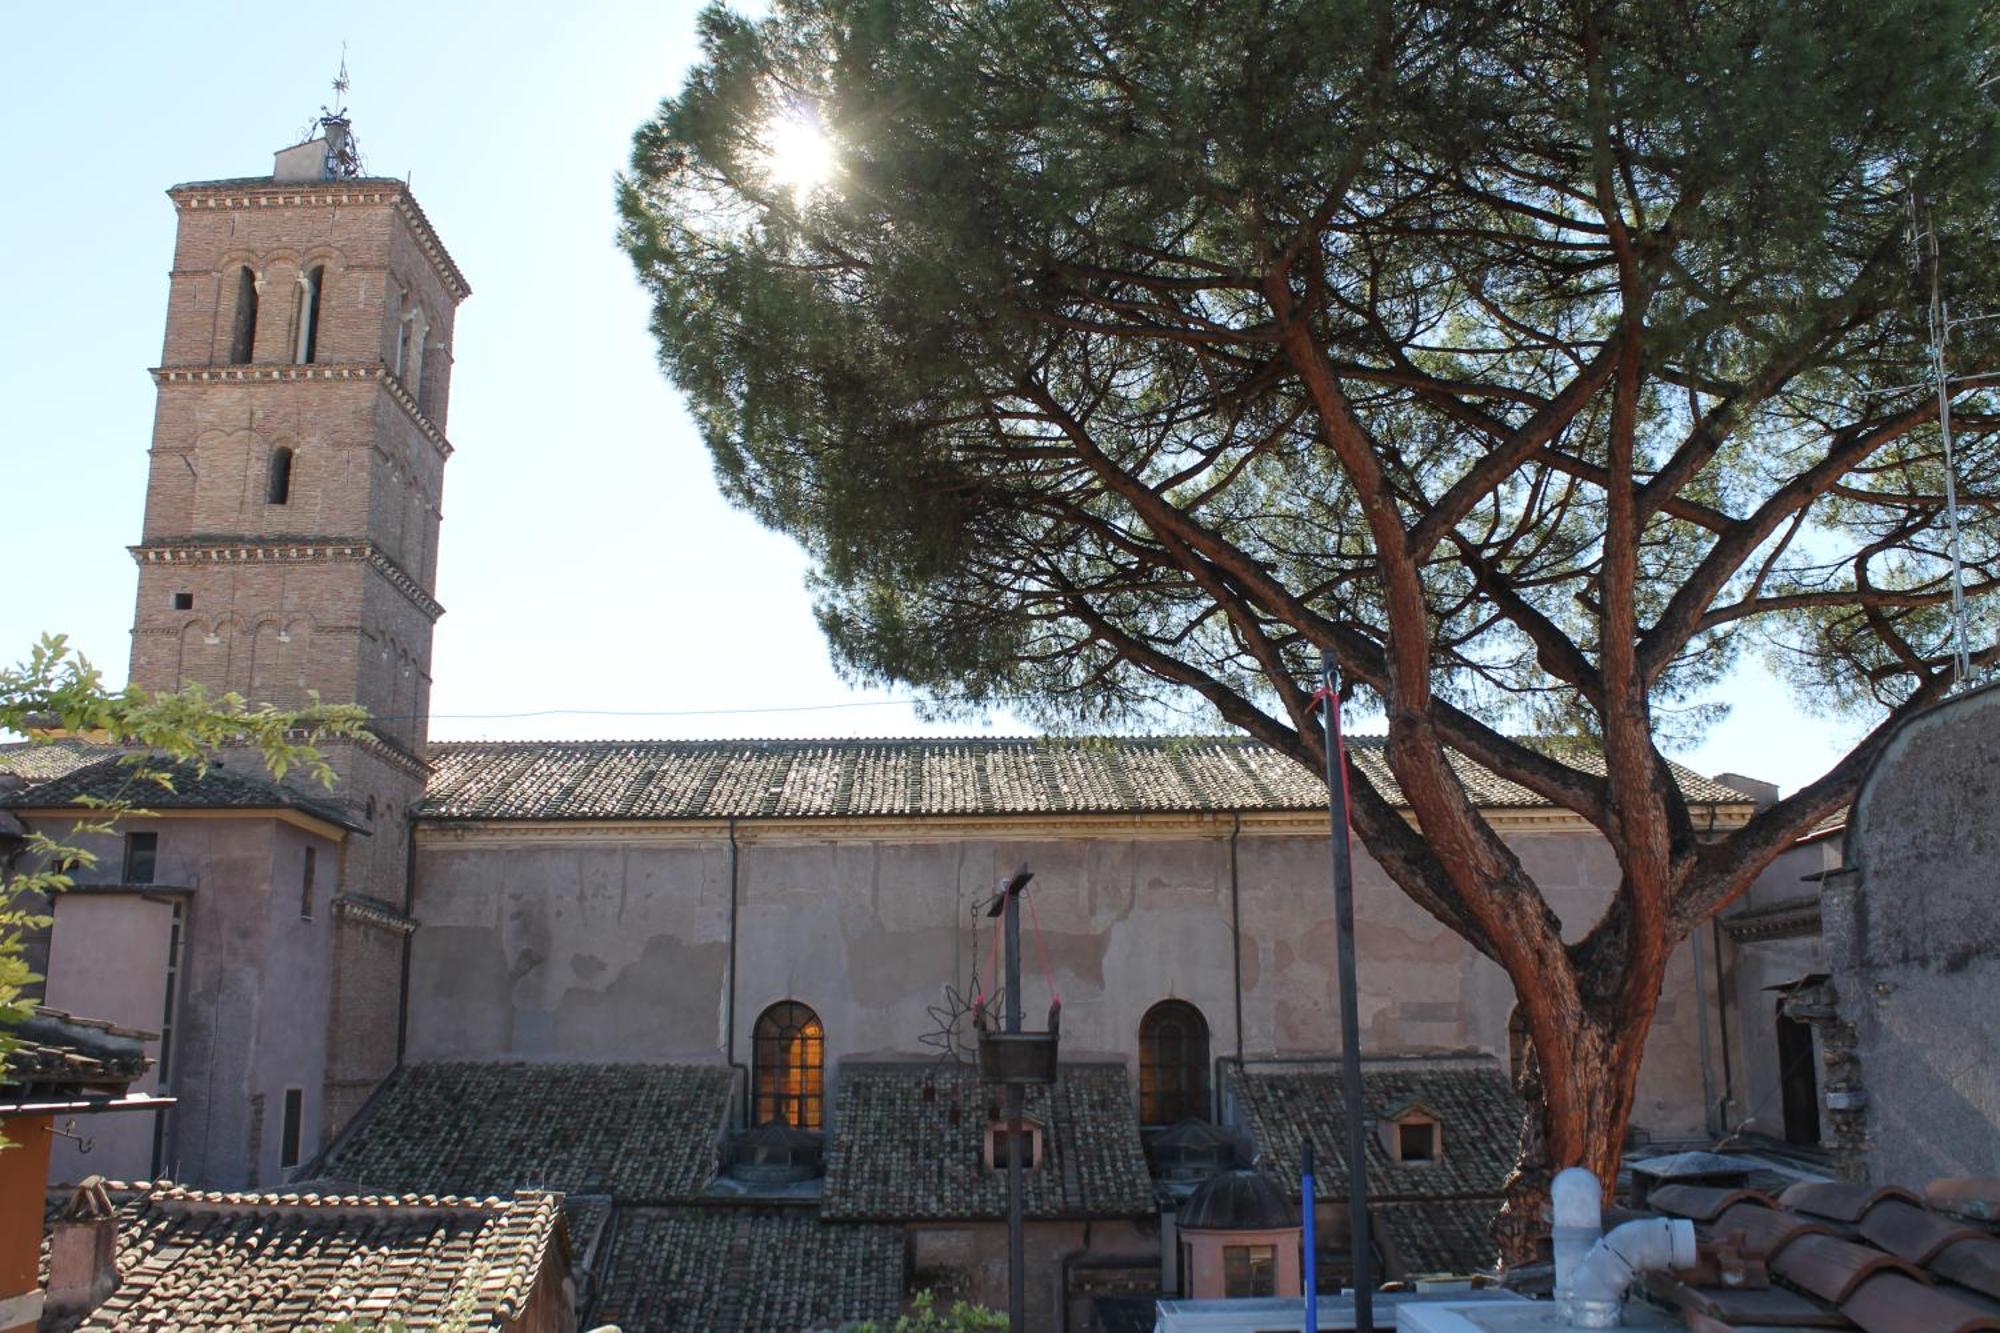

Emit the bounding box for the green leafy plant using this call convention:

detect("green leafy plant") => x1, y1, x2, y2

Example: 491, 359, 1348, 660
852, 1289, 1007, 1332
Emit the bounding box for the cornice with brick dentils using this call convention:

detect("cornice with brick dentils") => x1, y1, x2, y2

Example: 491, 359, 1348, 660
167, 178, 471, 301
150, 363, 453, 459
130, 539, 445, 623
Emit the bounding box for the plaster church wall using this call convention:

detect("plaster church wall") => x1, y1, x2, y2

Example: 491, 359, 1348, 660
405, 818, 1719, 1139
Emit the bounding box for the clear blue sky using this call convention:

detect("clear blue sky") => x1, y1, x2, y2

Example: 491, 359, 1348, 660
0, 2, 1868, 793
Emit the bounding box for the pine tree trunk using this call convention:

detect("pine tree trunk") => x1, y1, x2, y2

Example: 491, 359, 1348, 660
1493, 951, 1665, 1267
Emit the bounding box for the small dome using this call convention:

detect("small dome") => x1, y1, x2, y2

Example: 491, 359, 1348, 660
1178, 1168, 1299, 1231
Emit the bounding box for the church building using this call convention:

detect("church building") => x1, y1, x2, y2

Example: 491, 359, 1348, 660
1, 119, 1795, 1329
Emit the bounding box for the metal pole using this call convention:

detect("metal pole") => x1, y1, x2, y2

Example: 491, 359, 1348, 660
1319, 648, 1373, 1329
1302, 1141, 1319, 1332
1005, 883, 1026, 1333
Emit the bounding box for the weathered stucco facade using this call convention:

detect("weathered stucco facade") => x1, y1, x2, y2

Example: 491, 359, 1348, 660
406, 805, 1731, 1142
1826, 680, 2000, 1185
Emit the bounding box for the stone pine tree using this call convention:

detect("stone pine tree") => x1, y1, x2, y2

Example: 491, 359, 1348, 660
619, 0, 2000, 1234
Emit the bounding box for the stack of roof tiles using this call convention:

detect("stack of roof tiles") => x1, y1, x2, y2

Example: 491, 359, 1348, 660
822, 1062, 1156, 1220
1231, 1055, 1526, 1275
2, 1008, 153, 1105
1643, 1178, 2000, 1331
417, 736, 1750, 821
41, 1182, 565, 1331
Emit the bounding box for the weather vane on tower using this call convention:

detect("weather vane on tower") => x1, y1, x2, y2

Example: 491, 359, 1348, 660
312, 46, 365, 179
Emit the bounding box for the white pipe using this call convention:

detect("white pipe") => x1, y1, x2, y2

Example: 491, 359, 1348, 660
1552, 1166, 1699, 1328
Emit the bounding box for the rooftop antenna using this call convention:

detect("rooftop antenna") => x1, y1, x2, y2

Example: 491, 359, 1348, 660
1911, 191, 1977, 685
312, 45, 365, 179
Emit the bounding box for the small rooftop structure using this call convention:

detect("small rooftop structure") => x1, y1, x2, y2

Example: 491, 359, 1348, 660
1150, 1117, 1244, 1184
1179, 1170, 1300, 1232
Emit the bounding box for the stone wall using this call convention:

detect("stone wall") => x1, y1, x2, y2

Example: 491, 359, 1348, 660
1828, 681, 2000, 1184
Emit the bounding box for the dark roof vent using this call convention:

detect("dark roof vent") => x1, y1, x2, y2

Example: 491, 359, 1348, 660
1148, 1118, 1241, 1183
730, 1122, 824, 1184
1178, 1168, 1299, 1231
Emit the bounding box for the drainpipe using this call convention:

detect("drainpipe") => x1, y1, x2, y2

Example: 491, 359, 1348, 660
1552, 1167, 1697, 1328
1228, 811, 1245, 1076
1055, 1220, 1095, 1333
1690, 927, 1718, 1139
394, 808, 418, 1064
724, 818, 748, 1130
1712, 914, 1735, 1134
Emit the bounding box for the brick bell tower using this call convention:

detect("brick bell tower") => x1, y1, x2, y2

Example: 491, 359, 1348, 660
127, 106, 469, 1130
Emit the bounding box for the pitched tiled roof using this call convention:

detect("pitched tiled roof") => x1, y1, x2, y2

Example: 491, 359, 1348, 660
417, 736, 1750, 822
589, 1207, 903, 1332
822, 1062, 1154, 1221
1644, 1178, 2000, 1330
1231, 1055, 1524, 1199
1, 753, 362, 832
4, 1008, 153, 1097
1374, 1198, 1502, 1277
43, 1180, 565, 1331
321, 1062, 732, 1203
0, 738, 118, 787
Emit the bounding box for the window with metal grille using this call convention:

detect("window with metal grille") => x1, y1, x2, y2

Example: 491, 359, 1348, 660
752, 1001, 824, 1129
1223, 1244, 1277, 1298
1139, 999, 1209, 1124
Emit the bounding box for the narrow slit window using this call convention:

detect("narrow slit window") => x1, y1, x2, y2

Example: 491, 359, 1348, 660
294, 266, 325, 363
229, 266, 258, 364
267, 447, 294, 505
280, 1087, 304, 1169
300, 845, 317, 920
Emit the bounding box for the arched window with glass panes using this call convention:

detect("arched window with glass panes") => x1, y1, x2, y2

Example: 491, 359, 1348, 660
1140, 999, 1209, 1125
752, 1001, 824, 1129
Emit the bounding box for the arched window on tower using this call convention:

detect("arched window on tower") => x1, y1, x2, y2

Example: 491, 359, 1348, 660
753, 1001, 824, 1129
228, 266, 258, 364
294, 265, 325, 364
266, 446, 294, 505
1140, 999, 1210, 1125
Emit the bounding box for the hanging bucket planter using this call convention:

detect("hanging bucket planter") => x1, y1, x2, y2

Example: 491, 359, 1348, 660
977, 1000, 1061, 1085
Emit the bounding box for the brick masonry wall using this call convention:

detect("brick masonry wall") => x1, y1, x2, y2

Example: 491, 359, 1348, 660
130, 171, 465, 1163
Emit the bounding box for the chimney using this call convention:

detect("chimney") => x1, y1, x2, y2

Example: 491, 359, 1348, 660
45, 1178, 118, 1321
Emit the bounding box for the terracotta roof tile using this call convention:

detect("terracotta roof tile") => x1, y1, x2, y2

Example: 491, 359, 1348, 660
3, 1008, 153, 1097
1650, 1173, 2000, 1331
1646, 1185, 1781, 1223
1841, 1270, 2000, 1333
417, 736, 1750, 822
588, 1208, 902, 1332
1373, 1198, 1502, 1277
0, 738, 118, 787
43, 1182, 564, 1331
821, 1062, 1154, 1221
1, 753, 361, 831
1230, 1056, 1524, 1199
320, 1062, 731, 1203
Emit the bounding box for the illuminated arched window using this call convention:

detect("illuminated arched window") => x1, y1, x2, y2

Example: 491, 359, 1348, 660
753, 1001, 824, 1129
1140, 999, 1209, 1125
